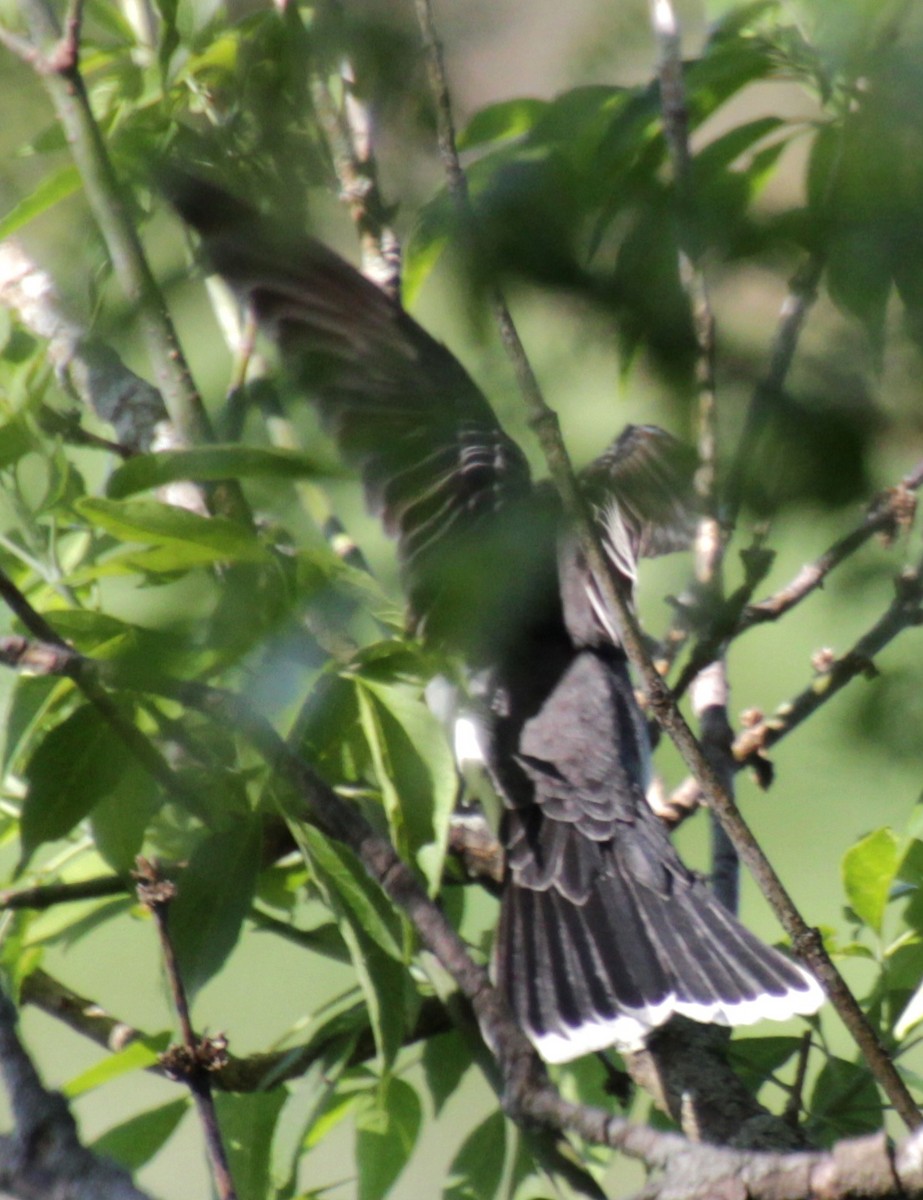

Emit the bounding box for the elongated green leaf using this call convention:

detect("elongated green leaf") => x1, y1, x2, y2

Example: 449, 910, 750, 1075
214, 1090, 288, 1200
356, 1077, 422, 1200
459, 98, 548, 150
301, 825, 408, 1068
64, 1033, 171, 1098
299, 825, 404, 960
91, 1098, 189, 1171
168, 820, 262, 998
444, 1110, 506, 1200
356, 680, 456, 895
1, 674, 65, 775
75, 497, 269, 564
91, 758, 161, 872
106, 445, 337, 499
0, 165, 82, 241
20, 705, 134, 862
843, 827, 900, 934
0, 416, 34, 469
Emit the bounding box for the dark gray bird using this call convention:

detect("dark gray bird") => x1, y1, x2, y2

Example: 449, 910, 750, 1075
172, 176, 823, 1062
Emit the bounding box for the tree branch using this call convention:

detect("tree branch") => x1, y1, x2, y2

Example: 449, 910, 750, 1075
411, 0, 921, 1133
133, 859, 237, 1200
0, 982, 153, 1200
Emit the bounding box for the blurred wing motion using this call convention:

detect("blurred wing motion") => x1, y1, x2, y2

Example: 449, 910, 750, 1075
169, 174, 546, 656
172, 173, 823, 1062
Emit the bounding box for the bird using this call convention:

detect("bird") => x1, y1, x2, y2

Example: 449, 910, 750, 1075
170, 174, 824, 1063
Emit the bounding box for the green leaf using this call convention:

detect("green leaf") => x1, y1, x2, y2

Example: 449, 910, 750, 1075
422, 1031, 473, 1117
443, 1110, 506, 1200
727, 1036, 804, 1092
356, 679, 456, 894
0, 165, 82, 241
0, 416, 34, 469
356, 1076, 422, 1200
807, 1057, 882, 1143
696, 116, 786, 174
825, 224, 893, 351
91, 1098, 189, 1171
90, 758, 162, 873
300, 826, 408, 1068
1, 674, 65, 775
75, 497, 269, 565
214, 1089, 288, 1200
168, 819, 262, 998
64, 1033, 171, 1098
402, 192, 453, 308
20, 705, 134, 862
842, 827, 901, 934
459, 99, 549, 150
299, 825, 404, 961
106, 445, 338, 500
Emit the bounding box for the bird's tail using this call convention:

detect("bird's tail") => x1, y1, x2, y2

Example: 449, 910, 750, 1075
495, 861, 823, 1064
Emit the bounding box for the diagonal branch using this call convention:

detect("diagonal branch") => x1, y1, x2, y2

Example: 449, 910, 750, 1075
410, 0, 921, 1134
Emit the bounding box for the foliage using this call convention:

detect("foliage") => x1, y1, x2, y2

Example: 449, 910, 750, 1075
1, 0, 923, 1198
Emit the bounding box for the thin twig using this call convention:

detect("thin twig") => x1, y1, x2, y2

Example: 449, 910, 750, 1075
649, 0, 738, 913
0, 875, 127, 910
733, 561, 923, 769
412, 0, 922, 1133
134, 859, 238, 1200
739, 472, 921, 632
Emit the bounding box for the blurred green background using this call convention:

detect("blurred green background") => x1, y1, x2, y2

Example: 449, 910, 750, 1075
2, 0, 923, 1196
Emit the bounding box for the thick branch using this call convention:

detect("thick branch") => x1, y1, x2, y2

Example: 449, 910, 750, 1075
0, 983, 153, 1200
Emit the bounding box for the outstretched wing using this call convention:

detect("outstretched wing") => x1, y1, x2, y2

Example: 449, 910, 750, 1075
559, 424, 698, 647
170, 175, 548, 654
582, 423, 698, 577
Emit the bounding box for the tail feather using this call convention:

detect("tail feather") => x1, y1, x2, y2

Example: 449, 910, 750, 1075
497, 862, 823, 1064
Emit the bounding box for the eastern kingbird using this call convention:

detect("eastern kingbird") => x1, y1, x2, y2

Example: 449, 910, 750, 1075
172, 176, 824, 1062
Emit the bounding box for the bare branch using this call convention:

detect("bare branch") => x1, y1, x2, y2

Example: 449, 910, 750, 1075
734, 562, 923, 768
740, 476, 920, 632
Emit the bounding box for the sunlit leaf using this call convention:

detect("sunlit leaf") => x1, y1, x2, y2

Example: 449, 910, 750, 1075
64, 1034, 171, 1098
459, 98, 549, 150
0, 165, 82, 241
214, 1089, 288, 1200
356, 678, 456, 894
842, 827, 901, 934
75, 498, 270, 564
299, 826, 403, 961
106, 445, 338, 499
